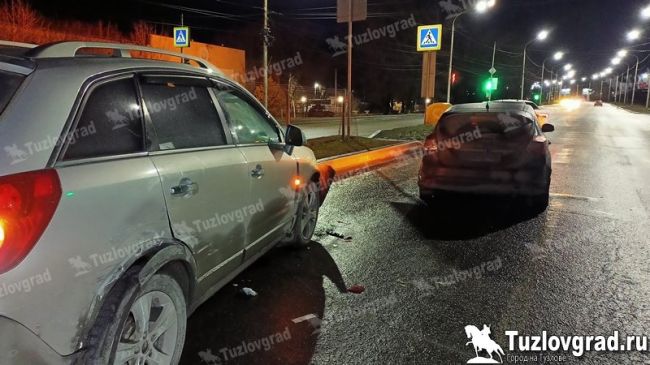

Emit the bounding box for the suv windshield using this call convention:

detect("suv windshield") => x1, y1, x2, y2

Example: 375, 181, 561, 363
0, 69, 24, 115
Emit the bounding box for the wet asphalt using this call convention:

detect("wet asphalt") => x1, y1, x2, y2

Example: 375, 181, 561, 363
181, 103, 650, 365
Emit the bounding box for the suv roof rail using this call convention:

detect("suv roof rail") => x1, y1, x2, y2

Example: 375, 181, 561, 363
25, 41, 222, 74
0, 41, 38, 49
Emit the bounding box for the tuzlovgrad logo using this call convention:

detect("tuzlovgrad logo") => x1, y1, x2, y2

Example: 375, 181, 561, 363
463, 325, 650, 363
465, 325, 505, 364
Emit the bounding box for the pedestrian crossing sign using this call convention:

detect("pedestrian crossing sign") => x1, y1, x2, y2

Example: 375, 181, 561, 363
173, 27, 190, 48
417, 24, 442, 52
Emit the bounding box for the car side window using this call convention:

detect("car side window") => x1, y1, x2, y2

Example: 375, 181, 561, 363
141, 82, 227, 150
63, 78, 144, 161
214, 87, 280, 145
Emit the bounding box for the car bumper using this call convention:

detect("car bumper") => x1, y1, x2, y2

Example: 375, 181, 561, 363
419, 166, 550, 197
0, 316, 75, 365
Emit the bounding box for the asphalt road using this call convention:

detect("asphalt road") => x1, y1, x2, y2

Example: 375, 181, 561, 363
181, 103, 650, 364
294, 113, 424, 139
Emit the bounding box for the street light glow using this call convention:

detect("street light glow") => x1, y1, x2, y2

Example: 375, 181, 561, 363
617, 49, 628, 57
564, 64, 573, 71
475, 0, 496, 12
537, 30, 550, 41
612, 57, 621, 65
581, 77, 587, 82
553, 51, 564, 60
627, 29, 642, 41
642, 5, 650, 19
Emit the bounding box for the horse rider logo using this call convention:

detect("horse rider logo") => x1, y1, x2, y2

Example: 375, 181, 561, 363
198, 349, 222, 364
326, 36, 348, 57
5, 144, 29, 164
68, 256, 93, 277
464, 325, 505, 364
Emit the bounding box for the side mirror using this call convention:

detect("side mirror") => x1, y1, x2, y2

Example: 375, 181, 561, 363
285, 125, 305, 146
541, 124, 555, 133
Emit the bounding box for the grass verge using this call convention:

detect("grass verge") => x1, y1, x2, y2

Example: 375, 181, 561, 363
375, 124, 435, 141
306, 136, 400, 160
611, 102, 650, 114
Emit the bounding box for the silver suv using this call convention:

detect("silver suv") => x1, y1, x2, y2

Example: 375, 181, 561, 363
0, 41, 332, 365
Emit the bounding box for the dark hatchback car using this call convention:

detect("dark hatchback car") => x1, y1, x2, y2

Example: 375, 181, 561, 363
418, 102, 555, 210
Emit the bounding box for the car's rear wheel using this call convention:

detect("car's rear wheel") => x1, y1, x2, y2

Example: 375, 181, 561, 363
83, 271, 187, 365
284, 185, 320, 246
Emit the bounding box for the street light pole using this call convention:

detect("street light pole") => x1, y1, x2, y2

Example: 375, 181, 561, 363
520, 43, 529, 100
447, 11, 466, 103
263, 0, 269, 108
624, 65, 630, 104
631, 56, 639, 105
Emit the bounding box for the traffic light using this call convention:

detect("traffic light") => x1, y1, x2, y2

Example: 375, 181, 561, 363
533, 93, 541, 102
483, 78, 498, 92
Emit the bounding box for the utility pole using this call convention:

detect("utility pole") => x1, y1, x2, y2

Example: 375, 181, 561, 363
624, 65, 630, 104
346, 0, 353, 139
631, 57, 639, 105
180, 14, 184, 55
263, 0, 269, 108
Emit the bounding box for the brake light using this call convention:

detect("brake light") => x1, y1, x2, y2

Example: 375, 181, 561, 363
0, 170, 61, 274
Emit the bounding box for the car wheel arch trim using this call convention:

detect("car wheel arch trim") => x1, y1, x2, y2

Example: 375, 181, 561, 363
77, 240, 197, 353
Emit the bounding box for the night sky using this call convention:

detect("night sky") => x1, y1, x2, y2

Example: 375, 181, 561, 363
26, 0, 650, 108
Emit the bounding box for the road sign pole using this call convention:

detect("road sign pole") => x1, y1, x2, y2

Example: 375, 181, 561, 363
489, 42, 496, 102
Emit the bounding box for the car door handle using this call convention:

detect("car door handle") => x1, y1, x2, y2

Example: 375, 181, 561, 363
170, 178, 198, 197
251, 165, 265, 179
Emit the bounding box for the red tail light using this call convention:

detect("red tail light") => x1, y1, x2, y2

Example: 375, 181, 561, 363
0, 169, 61, 274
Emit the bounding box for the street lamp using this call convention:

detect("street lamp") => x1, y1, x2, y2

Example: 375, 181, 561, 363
521, 29, 550, 99
313, 82, 320, 98
446, 0, 496, 103
627, 29, 642, 41
540, 51, 564, 105
642, 5, 650, 19
564, 63, 572, 71
617, 49, 628, 57
612, 57, 621, 65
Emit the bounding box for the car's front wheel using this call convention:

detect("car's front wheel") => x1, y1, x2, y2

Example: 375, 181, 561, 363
284, 185, 320, 246
83, 271, 187, 365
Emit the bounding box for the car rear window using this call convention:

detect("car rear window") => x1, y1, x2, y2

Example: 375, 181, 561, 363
0, 69, 24, 115
438, 113, 534, 139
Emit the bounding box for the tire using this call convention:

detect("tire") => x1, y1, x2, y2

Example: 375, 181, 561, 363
534, 191, 550, 210
81, 271, 187, 365
283, 183, 320, 247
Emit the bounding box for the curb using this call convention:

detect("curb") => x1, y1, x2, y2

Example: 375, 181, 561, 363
316, 141, 423, 178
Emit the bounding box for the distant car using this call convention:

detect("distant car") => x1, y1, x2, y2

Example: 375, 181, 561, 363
0, 41, 332, 365
493, 99, 549, 126
594, 100, 603, 107
419, 102, 555, 210
308, 104, 335, 117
